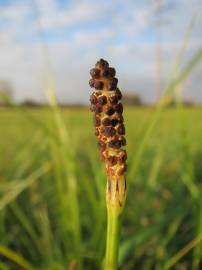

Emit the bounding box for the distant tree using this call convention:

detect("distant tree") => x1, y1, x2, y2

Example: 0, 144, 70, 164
161, 95, 176, 107
122, 93, 143, 106
162, 95, 195, 107
0, 80, 13, 106
21, 99, 40, 107
183, 98, 194, 107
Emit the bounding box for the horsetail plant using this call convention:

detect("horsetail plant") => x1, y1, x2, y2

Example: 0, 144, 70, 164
89, 59, 127, 270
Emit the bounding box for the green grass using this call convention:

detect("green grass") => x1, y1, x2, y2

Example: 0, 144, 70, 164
0, 106, 202, 270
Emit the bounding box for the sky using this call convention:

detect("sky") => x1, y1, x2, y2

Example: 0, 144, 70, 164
0, 0, 201, 104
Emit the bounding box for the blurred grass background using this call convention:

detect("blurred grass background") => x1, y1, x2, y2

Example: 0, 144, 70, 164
0, 105, 202, 270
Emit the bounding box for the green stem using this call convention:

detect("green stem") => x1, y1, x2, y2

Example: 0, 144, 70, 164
105, 206, 121, 270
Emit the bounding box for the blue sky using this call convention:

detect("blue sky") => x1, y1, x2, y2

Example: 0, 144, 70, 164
0, 0, 201, 103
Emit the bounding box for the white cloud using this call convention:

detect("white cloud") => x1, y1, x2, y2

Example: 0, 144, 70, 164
71, 29, 114, 49
0, 0, 201, 104
36, 0, 111, 30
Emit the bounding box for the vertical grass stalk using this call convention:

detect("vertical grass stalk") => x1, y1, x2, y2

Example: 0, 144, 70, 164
89, 59, 127, 270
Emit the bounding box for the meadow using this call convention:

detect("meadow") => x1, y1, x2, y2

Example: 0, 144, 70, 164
0, 106, 202, 270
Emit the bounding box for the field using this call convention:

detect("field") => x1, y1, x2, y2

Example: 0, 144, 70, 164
0, 106, 202, 270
